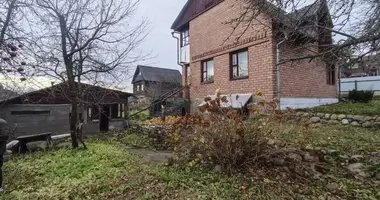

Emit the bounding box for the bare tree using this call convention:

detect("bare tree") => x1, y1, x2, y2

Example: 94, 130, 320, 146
27, 0, 147, 148
0, 0, 29, 79
226, 0, 380, 67
0, 0, 18, 45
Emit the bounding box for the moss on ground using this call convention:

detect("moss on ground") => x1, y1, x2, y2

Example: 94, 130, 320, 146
2, 123, 380, 199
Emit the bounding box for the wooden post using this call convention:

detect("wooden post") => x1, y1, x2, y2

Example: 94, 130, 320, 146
355, 80, 358, 90
161, 104, 166, 122
109, 104, 112, 120
83, 105, 88, 124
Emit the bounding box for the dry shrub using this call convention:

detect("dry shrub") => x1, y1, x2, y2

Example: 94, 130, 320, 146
144, 116, 182, 125
173, 118, 276, 173
169, 89, 292, 173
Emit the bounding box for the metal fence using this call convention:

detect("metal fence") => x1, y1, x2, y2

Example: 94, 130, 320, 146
340, 76, 380, 92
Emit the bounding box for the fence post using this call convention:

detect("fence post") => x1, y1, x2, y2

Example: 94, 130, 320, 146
354, 80, 358, 90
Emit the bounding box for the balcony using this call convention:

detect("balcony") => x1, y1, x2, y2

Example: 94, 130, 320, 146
180, 45, 190, 64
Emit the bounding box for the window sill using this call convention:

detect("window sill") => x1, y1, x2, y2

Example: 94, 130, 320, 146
110, 118, 124, 122
201, 81, 214, 85
230, 76, 249, 81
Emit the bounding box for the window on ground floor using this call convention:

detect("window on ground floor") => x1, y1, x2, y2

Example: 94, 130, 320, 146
111, 104, 125, 119
230, 49, 249, 79
201, 59, 214, 83
88, 106, 100, 120
327, 64, 336, 85
11, 110, 51, 115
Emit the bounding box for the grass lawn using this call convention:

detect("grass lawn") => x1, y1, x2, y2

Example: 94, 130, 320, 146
300, 100, 380, 116
2, 123, 380, 199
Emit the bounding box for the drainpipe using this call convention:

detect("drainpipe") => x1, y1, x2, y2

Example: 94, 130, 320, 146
172, 31, 189, 99
338, 64, 342, 100
171, 31, 182, 67
276, 33, 288, 110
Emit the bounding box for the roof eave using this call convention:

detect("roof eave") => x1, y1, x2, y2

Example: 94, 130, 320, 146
171, 0, 191, 30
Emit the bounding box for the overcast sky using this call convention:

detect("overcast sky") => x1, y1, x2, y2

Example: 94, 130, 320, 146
1, 0, 187, 93
1, 0, 354, 93
134, 0, 187, 71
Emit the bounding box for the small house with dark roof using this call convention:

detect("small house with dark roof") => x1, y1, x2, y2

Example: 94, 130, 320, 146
341, 54, 380, 78
0, 82, 132, 137
131, 65, 182, 104
172, 0, 338, 110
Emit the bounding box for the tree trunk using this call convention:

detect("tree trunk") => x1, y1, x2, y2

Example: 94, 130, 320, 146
58, 14, 79, 148
0, 0, 17, 45
70, 101, 79, 148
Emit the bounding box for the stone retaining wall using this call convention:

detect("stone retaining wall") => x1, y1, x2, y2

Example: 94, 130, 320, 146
294, 112, 380, 128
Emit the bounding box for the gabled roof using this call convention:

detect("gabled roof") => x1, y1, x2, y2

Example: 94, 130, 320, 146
172, 0, 331, 33
132, 65, 181, 84
283, 0, 332, 27
171, 0, 225, 31
287, 1, 323, 21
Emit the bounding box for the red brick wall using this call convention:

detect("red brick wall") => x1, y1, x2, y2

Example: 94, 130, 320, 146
185, 0, 337, 101
182, 64, 190, 99
188, 0, 276, 99
280, 41, 338, 98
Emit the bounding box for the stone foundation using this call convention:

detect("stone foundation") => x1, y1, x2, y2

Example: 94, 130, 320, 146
294, 112, 380, 128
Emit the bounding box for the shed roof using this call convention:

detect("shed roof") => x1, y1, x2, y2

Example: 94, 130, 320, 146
0, 82, 132, 105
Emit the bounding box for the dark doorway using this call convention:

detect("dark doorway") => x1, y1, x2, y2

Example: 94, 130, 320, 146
181, 107, 186, 116
100, 105, 110, 132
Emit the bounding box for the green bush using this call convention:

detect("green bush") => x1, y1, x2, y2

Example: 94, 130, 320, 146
348, 89, 374, 103
130, 112, 149, 121
122, 133, 151, 148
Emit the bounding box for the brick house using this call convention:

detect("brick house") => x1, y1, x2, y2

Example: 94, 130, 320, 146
171, 0, 338, 110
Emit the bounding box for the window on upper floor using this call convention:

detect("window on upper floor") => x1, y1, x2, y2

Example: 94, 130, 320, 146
230, 49, 249, 79
181, 29, 189, 47
327, 64, 336, 85
201, 59, 214, 83
370, 69, 379, 76
136, 83, 144, 92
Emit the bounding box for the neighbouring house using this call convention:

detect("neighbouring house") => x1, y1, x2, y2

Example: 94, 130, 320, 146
0, 82, 132, 137
171, 0, 338, 110
132, 65, 182, 102
131, 65, 185, 115
341, 54, 380, 78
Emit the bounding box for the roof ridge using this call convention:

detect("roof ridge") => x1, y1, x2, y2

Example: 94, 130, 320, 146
138, 65, 181, 72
